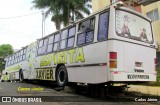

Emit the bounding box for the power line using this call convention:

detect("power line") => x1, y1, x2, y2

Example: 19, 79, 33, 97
0, 20, 42, 33
0, 12, 41, 19
0, 24, 41, 35
0, 31, 38, 40
0, 26, 39, 39
0, 26, 39, 37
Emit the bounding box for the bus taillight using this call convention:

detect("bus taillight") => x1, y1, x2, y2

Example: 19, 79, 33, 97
109, 52, 117, 68
154, 58, 156, 65
110, 52, 117, 59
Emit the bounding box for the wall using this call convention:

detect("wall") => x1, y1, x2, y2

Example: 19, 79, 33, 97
92, 0, 142, 13
92, 0, 110, 13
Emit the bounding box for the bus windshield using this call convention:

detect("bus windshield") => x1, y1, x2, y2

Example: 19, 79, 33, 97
116, 9, 153, 44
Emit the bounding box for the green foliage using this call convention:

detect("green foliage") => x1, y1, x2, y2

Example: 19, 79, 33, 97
0, 58, 3, 73
157, 67, 160, 83
0, 44, 14, 71
32, 0, 91, 30
0, 44, 14, 57
147, 67, 160, 86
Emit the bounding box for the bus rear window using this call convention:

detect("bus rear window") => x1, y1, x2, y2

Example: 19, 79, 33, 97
116, 10, 153, 44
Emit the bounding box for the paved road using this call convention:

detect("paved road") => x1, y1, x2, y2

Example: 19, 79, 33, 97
0, 82, 158, 105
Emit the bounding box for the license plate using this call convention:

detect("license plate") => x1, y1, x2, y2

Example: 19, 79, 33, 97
128, 75, 149, 79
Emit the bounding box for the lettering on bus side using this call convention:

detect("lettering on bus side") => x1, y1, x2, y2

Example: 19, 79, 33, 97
6, 65, 21, 72
36, 68, 54, 80
40, 48, 85, 67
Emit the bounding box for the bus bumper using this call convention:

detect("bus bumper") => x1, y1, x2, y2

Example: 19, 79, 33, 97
109, 71, 157, 82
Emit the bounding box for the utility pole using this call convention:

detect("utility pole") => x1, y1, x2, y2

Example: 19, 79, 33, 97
68, 3, 70, 25
42, 11, 44, 38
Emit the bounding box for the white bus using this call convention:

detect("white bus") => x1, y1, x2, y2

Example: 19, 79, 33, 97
1, 2, 157, 87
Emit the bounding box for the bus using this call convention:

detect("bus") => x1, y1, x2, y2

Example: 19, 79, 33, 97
1, 2, 157, 87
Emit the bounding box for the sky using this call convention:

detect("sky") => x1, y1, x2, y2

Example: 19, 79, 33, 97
0, 0, 56, 50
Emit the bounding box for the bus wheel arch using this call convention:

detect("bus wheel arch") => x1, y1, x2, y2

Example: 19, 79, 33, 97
19, 69, 24, 82
55, 64, 68, 87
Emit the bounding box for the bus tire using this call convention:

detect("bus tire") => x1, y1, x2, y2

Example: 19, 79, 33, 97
7, 80, 11, 82
56, 65, 68, 87
19, 70, 24, 83
1, 80, 4, 82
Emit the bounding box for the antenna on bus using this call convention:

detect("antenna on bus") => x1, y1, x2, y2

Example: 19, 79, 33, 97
42, 11, 45, 38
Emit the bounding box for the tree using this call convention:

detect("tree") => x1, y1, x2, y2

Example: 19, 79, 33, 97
61, 0, 91, 26
32, 0, 91, 30
0, 44, 14, 57
0, 44, 14, 72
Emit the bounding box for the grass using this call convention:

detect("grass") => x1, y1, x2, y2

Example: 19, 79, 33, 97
157, 67, 160, 82
147, 67, 160, 86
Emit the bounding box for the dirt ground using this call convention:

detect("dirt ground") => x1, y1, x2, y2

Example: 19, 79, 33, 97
128, 85, 160, 96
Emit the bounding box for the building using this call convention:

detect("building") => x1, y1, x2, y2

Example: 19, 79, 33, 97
141, 2, 160, 65
92, 0, 142, 13
92, 0, 160, 65
92, 0, 110, 12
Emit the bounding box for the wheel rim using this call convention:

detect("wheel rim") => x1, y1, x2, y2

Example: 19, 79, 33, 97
58, 69, 65, 84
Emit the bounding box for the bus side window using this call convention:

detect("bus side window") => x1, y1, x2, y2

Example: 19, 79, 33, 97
12, 55, 15, 64
14, 55, 16, 64
16, 53, 19, 63
98, 12, 109, 41
17, 52, 19, 63
23, 48, 27, 60
9, 56, 11, 66
12, 55, 14, 65
47, 35, 54, 53
53, 33, 60, 51
11, 56, 14, 65
67, 26, 76, 48
77, 17, 95, 45
8, 61, 10, 66
7, 58, 9, 67
38, 38, 48, 55
19, 50, 23, 62
14, 54, 16, 64
43, 38, 48, 54
10, 57, 12, 65
5, 58, 8, 67
18, 51, 21, 62
7, 58, 9, 66
38, 40, 43, 55
60, 29, 68, 50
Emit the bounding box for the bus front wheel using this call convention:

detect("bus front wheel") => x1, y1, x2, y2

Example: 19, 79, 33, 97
56, 65, 68, 87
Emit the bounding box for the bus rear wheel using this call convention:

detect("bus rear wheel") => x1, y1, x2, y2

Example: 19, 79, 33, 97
56, 65, 68, 87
